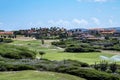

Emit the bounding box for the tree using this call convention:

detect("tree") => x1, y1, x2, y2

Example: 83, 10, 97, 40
41, 39, 44, 45
39, 51, 46, 59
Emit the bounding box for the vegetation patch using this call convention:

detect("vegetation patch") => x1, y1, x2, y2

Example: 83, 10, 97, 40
0, 58, 119, 80
0, 70, 85, 80
0, 38, 13, 43
0, 44, 36, 59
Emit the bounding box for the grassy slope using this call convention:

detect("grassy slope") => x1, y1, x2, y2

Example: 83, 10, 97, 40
10, 40, 116, 64
44, 52, 113, 64
0, 71, 85, 80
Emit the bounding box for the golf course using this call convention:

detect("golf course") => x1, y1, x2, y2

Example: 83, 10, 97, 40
0, 38, 119, 80
0, 70, 85, 80
9, 39, 117, 64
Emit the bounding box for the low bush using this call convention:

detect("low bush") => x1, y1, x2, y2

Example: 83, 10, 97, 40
60, 59, 89, 67
0, 38, 13, 43
51, 41, 65, 46
0, 63, 35, 71
14, 64, 35, 71
0, 62, 7, 71
51, 41, 66, 48
0, 58, 119, 80
65, 46, 100, 53
3, 38, 13, 43
55, 66, 120, 80
0, 44, 36, 59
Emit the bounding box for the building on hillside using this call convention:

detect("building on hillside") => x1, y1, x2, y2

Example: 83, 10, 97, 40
67, 29, 83, 37
100, 29, 116, 36
0, 31, 14, 38
88, 28, 116, 37
88, 28, 104, 36
113, 32, 120, 37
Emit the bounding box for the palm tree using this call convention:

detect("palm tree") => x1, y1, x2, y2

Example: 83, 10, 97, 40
39, 51, 46, 59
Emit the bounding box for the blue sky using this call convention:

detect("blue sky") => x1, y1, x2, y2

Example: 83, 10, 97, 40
0, 0, 120, 31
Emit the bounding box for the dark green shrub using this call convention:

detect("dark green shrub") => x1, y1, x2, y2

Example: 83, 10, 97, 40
8, 64, 35, 71
51, 41, 66, 48
117, 70, 120, 75
65, 46, 99, 53
41, 39, 44, 44
94, 62, 100, 70
35, 64, 48, 71
51, 41, 65, 46
106, 69, 112, 73
3, 38, 13, 43
0, 44, 36, 59
15, 64, 35, 71
0, 38, 3, 42
0, 62, 7, 71
39, 51, 46, 59
55, 66, 120, 80
99, 61, 108, 71
109, 62, 117, 73
62, 59, 89, 67
93, 61, 108, 71
3, 52, 20, 59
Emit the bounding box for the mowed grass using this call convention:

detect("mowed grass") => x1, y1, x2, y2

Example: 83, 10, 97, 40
10, 39, 118, 64
43, 52, 113, 64
0, 70, 85, 80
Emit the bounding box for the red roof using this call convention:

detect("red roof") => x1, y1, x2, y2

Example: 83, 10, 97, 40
0, 32, 13, 35
100, 30, 116, 34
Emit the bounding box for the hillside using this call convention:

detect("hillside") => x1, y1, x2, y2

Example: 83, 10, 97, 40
0, 70, 85, 80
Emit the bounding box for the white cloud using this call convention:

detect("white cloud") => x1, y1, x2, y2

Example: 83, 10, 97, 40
91, 17, 100, 25
26, 22, 42, 27
48, 20, 69, 25
48, 19, 88, 29
108, 19, 113, 25
48, 20, 70, 28
72, 19, 88, 25
57, 20, 70, 25
48, 20, 55, 24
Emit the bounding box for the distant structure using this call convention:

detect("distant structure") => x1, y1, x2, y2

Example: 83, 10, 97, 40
88, 28, 116, 36
0, 31, 15, 38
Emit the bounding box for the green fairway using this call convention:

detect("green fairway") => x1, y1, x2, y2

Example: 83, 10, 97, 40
43, 52, 113, 64
10, 40, 118, 64
0, 71, 85, 80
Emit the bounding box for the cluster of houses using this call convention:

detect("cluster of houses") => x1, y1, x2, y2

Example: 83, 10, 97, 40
0, 27, 120, 40
67, 28, 120, 40
0, 31, 16, 38
18, 27, 67, 39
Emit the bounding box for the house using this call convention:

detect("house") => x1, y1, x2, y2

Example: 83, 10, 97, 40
0, 31, 13, 35
88, 28, 116, 37
100, 29, 116, 36
113, 31, 120, 37
88, 28, 104, 36
0, 31, 14, 38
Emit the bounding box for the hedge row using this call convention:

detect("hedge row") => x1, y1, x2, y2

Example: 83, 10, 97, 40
65, 47, 100, 53
55, 66, 119, 80
0, 59, 119, 80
